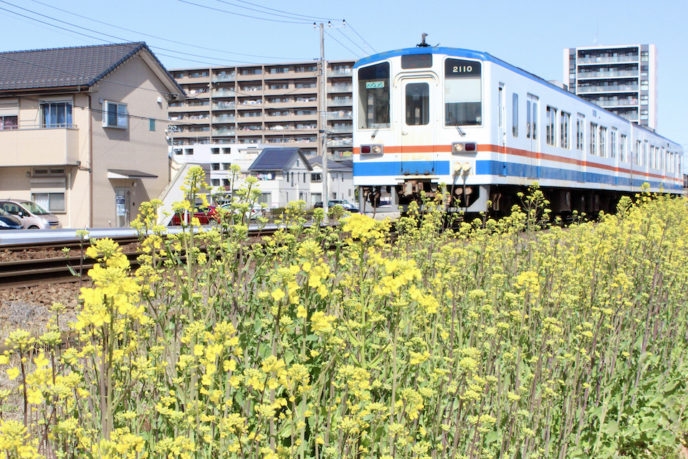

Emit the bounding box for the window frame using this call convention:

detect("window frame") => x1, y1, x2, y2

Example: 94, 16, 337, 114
103, 101, 128, 129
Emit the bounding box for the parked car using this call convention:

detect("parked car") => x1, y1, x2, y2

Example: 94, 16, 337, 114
0, 208, 23, 230
314, 200, 359, 212
219, 203, 265, 222
0, 200, 61, 229
169, 206, 218, 226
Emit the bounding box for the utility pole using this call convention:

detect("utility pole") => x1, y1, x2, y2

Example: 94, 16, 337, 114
317, 22, 329, 215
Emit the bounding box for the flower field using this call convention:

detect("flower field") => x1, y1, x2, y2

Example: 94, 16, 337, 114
1, 170, 688, 458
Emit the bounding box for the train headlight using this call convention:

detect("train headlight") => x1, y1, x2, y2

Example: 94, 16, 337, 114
452, 142, 477, 153
360, 144, 383, 155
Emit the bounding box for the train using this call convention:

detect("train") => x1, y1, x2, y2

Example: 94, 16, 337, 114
352, 42, 685, 215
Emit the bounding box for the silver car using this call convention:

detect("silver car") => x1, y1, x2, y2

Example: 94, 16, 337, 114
0, 200, 61, 229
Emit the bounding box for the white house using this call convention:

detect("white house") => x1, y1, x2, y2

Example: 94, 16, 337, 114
308, 157, 354, 205
246, 147, 312, 208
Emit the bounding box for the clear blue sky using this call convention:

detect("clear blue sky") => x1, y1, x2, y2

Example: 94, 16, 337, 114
1, 0, 686, 147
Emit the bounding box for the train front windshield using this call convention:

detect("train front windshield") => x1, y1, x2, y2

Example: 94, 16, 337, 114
357, 62, 390, 129
444, 59, 482, 126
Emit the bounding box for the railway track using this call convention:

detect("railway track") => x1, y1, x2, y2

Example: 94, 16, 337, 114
0, 225, 290, 288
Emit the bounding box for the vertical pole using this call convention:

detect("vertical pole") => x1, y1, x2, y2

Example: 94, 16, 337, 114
319, 22, 329, 215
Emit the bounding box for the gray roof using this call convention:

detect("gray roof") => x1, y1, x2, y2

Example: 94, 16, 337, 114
248, 148, 312, 172
0, 42, 183, 95
309, 157, 353, 171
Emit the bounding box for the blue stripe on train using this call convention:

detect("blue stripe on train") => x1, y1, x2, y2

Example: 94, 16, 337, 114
353, 160, 682, 191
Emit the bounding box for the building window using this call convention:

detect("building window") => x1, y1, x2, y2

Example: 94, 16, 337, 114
512, 93, 518, 137
560, 112, 570, 149
211, 179, 220, 186
311, 192, 322, 204
149, 118, 155, 131
311, 173, 322, 183
32, 192, 65, 212
184, 148, 194, 155
211, 148, 220, 154
222, 163, 231, 170
0, 115, 17, 130
103, 101, 128, 129
41, 101, 72, 128
211, 163, 220, 171
545, 106, 556, 146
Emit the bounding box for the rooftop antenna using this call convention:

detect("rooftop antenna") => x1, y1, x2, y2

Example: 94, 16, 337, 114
417, 33, 430, 47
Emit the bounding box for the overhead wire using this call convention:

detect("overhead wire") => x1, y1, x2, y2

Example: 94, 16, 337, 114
325, 30, 361, 59
177, 0, 311, 24
344, 21, 377, 54
336, 28, 369, 56
27, 0, 310, 61
224, 0, 338, 22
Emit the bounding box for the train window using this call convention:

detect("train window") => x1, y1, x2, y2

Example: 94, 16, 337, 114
620, 134, 627, 162
635, 141, 641, 165
357, 62, 390, 129
560, 112, 570, 149
402, 54, 432, 69
546, 106, 556, 146
512, 93, 518, 137
610, 129, 617, 159
526, 101, 531, 138
589, 123, 597, 155
444, 59, 481, 126
532, 101, 538, 139
405, 83, 430, 126
599, 127, 606, 158
576, 117, 585, 151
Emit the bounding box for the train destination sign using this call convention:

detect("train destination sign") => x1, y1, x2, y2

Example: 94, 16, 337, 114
365, 81, 385, 89
445, 58, 481, 78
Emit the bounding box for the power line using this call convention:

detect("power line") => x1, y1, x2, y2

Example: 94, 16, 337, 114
177, 0, 311, 24
227, 0, 338, 22
336, 28, 369, 56
27, 0, 309, 61
325, 30, 360, 59
0, 0, 267, 66
344, 20, 377, 54
214, 0, 322, 22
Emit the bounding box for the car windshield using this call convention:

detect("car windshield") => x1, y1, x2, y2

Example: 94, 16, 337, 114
19, 201, 49, 215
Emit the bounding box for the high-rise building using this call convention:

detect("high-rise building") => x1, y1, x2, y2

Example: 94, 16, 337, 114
564, 44, 656, 129
167, 60, 354, 157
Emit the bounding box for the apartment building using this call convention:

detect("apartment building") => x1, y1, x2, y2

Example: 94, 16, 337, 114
564, 44, 657, 128
168, 60, 354, 157
0, 42, 184, 227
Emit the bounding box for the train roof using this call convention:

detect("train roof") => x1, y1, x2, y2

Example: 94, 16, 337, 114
354, 47, 680, 148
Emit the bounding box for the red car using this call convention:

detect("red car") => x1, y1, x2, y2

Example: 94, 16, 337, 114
169, 206, 218, 226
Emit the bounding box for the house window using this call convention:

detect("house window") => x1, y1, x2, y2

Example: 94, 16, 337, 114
0, 115, 17, 130
211, 179, 220, 186
149, 118, 155, 131
32, 192, 65, 212
41, 101, 72, 128
103, 101, 128, 129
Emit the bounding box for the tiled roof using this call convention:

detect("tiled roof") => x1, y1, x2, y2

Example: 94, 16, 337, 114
0, 42, 153, 91
248, 148, 312, 172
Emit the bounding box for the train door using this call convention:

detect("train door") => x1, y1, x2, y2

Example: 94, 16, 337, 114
498, 84, 507, 175
397, 74, 437, 175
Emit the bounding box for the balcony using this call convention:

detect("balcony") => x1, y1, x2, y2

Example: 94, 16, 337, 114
328, 84, 353, 93
328, 68, 352, 77
328, 111, 353, 120
212, 73, 235, 82
213, 89, 236, 97
577, 55, 639, 65
577, 70, 638, 79
212, 101, 236, 110
213, 128, 236, 136
0, 126, 79, 166
327, 125, 352, 133
327, 138, 353, 147
328, 97, 353, 107
212, 115, 236, 123
577, 84, 639, 94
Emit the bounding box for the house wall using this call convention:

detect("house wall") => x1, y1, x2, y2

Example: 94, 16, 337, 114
90, 54, 172, 227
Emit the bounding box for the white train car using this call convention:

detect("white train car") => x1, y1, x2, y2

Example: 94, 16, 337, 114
352, 46, 684, 214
